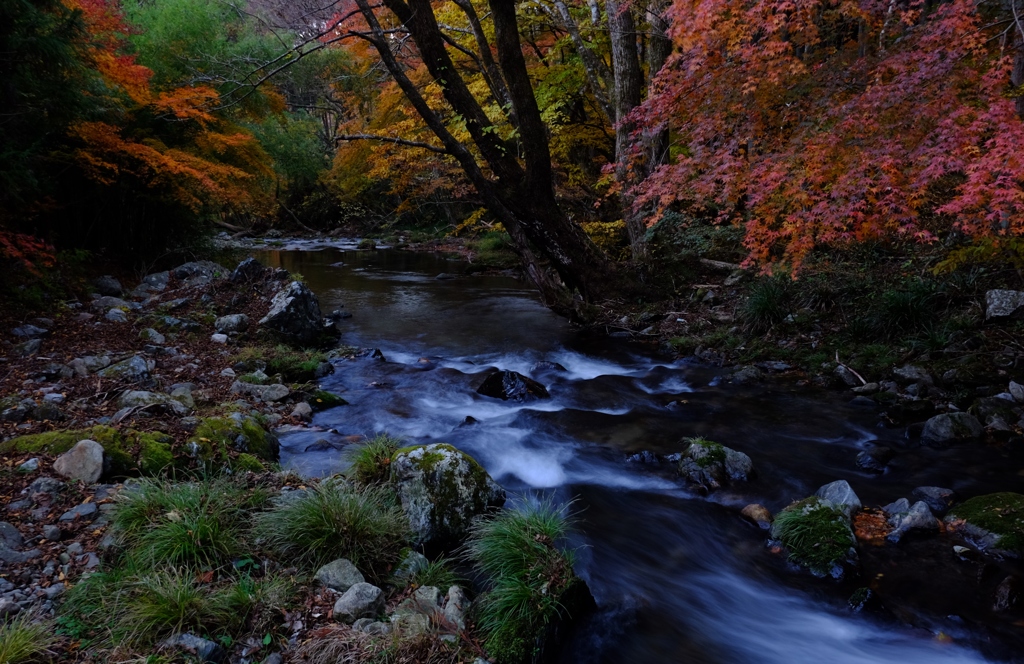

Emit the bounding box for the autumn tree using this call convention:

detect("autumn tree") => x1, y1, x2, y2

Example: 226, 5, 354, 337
630, 0, 1024, 272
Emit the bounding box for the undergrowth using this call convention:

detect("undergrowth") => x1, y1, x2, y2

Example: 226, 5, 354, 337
347, 435, 401, 485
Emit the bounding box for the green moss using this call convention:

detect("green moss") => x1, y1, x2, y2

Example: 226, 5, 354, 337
948, 492, 1024, 554
770, 497, 855, 575
233, 453, 266, 473
685, 437, 727, 468
237, 372, 269, 385
190, 416, 279, 469
308, 390, 347, 411
393, 444, 494, 538
136, 433, 175, 475
230, 345, 329, 382
0, 426, 135, 476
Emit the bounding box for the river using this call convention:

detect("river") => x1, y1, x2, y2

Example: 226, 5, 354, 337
254, 245, 1024, 663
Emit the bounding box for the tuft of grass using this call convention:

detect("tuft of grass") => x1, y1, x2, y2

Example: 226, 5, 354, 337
869, 281, 938, 339
464, 501, 583, 664
409, 556, 461, 590
254, 479, 410, 580
230, 345, 328, 382
742, 277, 790, 333
770, 497, 854, 575
111, 477, 268, 570
0, 613, 55, 664
346, 435, 401, 486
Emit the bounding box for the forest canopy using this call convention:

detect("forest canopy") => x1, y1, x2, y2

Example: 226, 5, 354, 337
2, 0, 1023, 290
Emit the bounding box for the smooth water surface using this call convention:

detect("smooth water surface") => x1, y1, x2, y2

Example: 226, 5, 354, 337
256, 247, 1024, 663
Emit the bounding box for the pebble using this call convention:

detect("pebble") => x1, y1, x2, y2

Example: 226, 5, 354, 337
17, 458, 39, 472
42, 525, 61, 541
211, 333, 229, 344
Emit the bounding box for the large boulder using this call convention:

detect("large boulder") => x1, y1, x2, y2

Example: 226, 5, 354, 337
53, 440, 105, 483
677, 438, 754, 493
921, 412, 983, 444
476, 370, 550, 401
231, 257, 270, 283
258, 281, 333, 346
944, 492, 1024, 557
815, 480, 862, 519
214, 314, 249, 334
97, 356, 152, 383
985, 290, 1024, 321
391, 443, 505, 548
172, 261, 227, 285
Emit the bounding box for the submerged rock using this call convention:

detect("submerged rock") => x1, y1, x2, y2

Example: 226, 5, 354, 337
677, 438, 754, 492
911, 486, 958, 515
476, 370, 550, 401
391, 443, 505, 548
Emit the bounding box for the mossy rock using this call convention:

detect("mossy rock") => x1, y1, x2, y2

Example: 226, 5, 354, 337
308, 390, 347, 412
945, 492, 1024, 556
233, 453, 267, 473
0, 426, 176, 478
771, 497, 857, 577
188, 416, 280, 468
677, 437, 754, 492
391, 443, 505, 549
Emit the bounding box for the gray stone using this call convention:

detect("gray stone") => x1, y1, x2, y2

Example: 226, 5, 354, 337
92, 295, 133, 310
911, 486, 958, 515
28, 477, 64, 496
140, 328, 165, 344
53, 440, 105, 483
117, 390, 190, 416
0, 597, 20, 617
75, 355, 111, 374
391, 610, 430, 636
0, 522, 23, 548
887, 500, 938, 542
92, 275, 123, 296
104, 308, 128, 323
314, 558, 364, 592
231, 258, 269, 283
893, 365, 932, 384
856, 446, 895, 473
160, 633, 225, 663
11, 339, 42, 357
259, 281, 332, 346
392, 550, 429, 583
677, 439, 754, 492
66, 542, 83, 555
59, 502, 98, 521
332, 582, 384, 623
97, 356, 150, 383
210, 333, 228, 344
833, 365, 860, 387
993, 576, 1021, 612
985, 289, 1024, 320
1010, 381, 1024, 404
362, 621, 392, 636
443, 586, 469, 630
851, 382, 879, 394
231, 381, 290, 402
391, 444, 506, 547
413, 585, 443, 608
815, 480, 862, 519
132, 271, 170, 297
214, 314, 249, 334
17, 458, 39, 473
42, 525, 61, 542
170, 386, 194, 410
0, 544, 40, 564
290, 402, 312, 421
172, 260, 227, 283
12, 324, 48, 338
921, 412, 983, 444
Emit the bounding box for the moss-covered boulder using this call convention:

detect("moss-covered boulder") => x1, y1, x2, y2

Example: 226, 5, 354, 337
944, 492, 1024, 557
677, 437, 754, 493
308, 390, 347, 412
187, 416, 280, 467
0, 426, 180, 478
770, 497, 858, 578
391, 444, 505, 549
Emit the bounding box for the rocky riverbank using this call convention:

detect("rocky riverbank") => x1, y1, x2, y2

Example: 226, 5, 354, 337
0, 256, 589, 663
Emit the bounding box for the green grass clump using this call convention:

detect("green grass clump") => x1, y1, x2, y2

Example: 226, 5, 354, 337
254, 480, 410, 580
230, 345, 328, 382
869, 280, 938, 339
770, 497, 855, 575
408, 556, 461, 590
111, 477, 267, 570
0, 613, 55, 663
464, 501, 584, 664
346, 435, 401, 485
947, 492, 1024, 554
742, 277, 791, 333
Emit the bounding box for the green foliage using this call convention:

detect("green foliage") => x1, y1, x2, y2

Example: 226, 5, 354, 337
408, 556, 461, 590
253, 479, 410, 580
347, 435, 401, 486
464, 501, 581, 664
868, 280, 938, 339
231, 345, 328, 382
770, 497, 854, 575
743, 277, 791, 332
0, 613, 55, 664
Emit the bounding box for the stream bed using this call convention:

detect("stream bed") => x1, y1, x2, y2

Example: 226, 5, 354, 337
255, 247, 1024, 663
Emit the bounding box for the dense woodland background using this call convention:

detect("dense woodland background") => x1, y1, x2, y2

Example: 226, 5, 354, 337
2, 0, 1024, 303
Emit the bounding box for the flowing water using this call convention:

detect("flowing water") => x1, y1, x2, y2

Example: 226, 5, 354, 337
255, 247, 1024, 663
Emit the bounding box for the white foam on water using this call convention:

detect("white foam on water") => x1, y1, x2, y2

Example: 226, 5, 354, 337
634, 374, 694, 395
